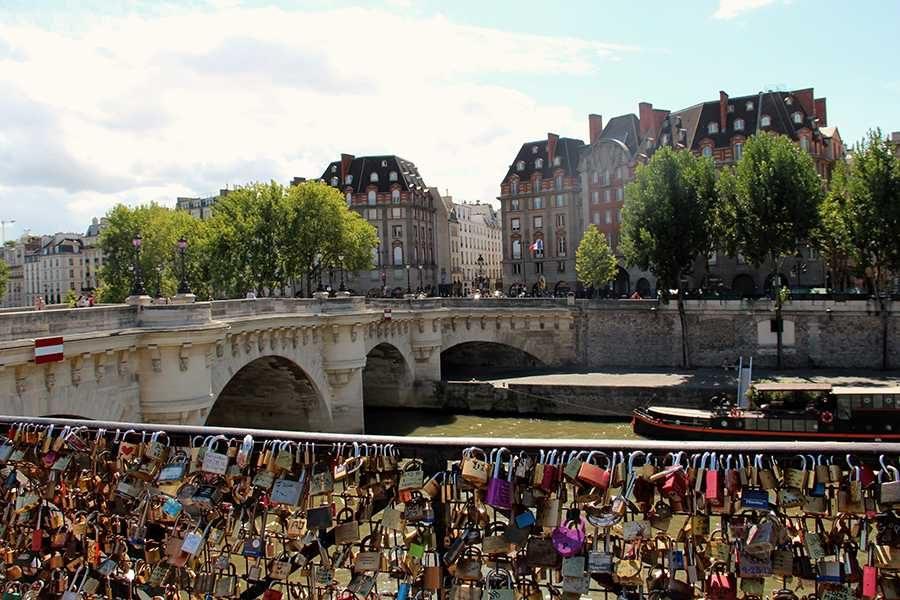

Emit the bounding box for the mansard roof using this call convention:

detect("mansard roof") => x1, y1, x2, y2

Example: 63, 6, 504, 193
502, 136, 585, 184
320, 155, 429, 193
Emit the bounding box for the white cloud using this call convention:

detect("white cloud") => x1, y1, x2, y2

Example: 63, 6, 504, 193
0, 6, 637, 233
712, 0, 777, 19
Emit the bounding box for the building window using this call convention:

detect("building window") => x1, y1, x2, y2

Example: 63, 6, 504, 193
553, 156, 562, 166
511, 218, 520, 231
604, 190, 611, 203
391, 207, 402, 219
554, 195, 566, 207
532, 177, 541, 193
702, 146, 713, 158
734, 118, 744, 131
558, 261, 566, 273
532, 146, 539, 154
391, 190, 400, 203
792, 112, 803, 125
512, 239, 522, 260
727, 104, 734, 113
800, 137, 810, 152
708, 122, 719, 134
557, 237, 567, 257
746, 100, 754, 111
533, 197, 543, 210
392, 225, 403, 239
513, 263, 521, 274
592, 171, 599, 184
367, 208, 377, 220
510, 180, 518, 194
367, 190, 377, 205
535, 262, 543, 274
617, 209, 622, 223
393, 245, 403, 266
533, 216, 543, 229
345, 192, 352, 205
555, 175, 563, 190
591, 191, 599, 204
370, 172, 379, 183
616, 167, 623, 180
389, 171, 398, 182
605, 210, 611, 224
615, 188, 623, 202
734, 142, 743, 160
556, 214, 565, 227
345, 174, 353, 184
516, 161, 525, 172
601, 172, 610, 186
535, 158, 543, 169
760, 115, 771, 127
330, 176, 339, 186
592, 212, 600, 225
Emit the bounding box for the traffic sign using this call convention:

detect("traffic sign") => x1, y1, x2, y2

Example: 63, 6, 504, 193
34, 336, 64, 364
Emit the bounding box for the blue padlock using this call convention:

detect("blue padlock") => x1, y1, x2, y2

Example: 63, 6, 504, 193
515, 509, 535, 529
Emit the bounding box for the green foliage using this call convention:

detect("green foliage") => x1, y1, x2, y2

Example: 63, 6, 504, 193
816, 161, 856, 289
620, 147, 719, 290
98, 203, 206, 303
64, 289, 78, 308
0, 259, 9, 301
717, 132, 823, 269
576, 225, 617, 292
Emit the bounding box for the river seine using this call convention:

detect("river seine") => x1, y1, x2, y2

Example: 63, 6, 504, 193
364, 408, 638, 439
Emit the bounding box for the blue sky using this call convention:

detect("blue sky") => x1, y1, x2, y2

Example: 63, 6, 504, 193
0, 0, 897, 236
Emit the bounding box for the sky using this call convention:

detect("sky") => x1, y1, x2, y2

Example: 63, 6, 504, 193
1, 0, 898, 237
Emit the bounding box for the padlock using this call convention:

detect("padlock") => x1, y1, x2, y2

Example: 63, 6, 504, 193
577, 451, 611, 490
878, 455, 900, 506
706, 452, 722, 505
461, 447, 489, 488
782, 454, 807, 489
485, 447, 514, 510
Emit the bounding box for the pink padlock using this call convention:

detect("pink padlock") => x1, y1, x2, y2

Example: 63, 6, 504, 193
485, 447, 514, 510
551, 516, 586, 557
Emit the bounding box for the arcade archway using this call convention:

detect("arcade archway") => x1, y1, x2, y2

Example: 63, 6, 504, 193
440, 341, 545, 380
362, 343, 413, 407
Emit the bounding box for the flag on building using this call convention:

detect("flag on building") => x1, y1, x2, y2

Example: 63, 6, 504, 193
529, 239, 544, 254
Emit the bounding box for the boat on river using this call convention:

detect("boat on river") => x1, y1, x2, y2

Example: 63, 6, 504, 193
632, 382, 900, 442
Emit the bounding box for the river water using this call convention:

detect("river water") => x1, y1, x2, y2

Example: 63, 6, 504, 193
364, 408, 637, 439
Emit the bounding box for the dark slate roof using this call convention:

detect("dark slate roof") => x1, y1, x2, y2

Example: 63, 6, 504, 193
502, 137, 585, 184
664, 90, 818, 152
320, 155, 429, 193
598, 114, 641, 155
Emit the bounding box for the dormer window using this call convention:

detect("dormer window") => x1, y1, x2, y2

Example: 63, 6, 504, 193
727, 104, 734, 113
792, 112, 803, 125
391, 189, 400, 203
330, 177, 338, 186
552, 156, 562, 166
708, 122, 719, 135
345, 174, 353, 184
516, 161, 525, 172
535, 158, 543, 169
532, 146, 539, 154
745, 100, 754, 111
734, 118, 745, 132
510, 179, 518, 194
784, 97, 793, 106
345, 192, 352, 205
760, 115, 771, 127
381, 160, 388, 167
370, 172, 379, 183
331, 165, 337, 173
389, 171, 398, 182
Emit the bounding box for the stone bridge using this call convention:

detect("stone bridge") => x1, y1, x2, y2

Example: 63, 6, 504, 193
0, 297, 577, 433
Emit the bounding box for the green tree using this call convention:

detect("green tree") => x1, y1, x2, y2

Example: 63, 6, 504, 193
64, 289, 78, 308
0, 259, 9, 301
576, 225, 618, 295
818, 129, 900, 368
816, 161, 855, 291
99, 204, 207, 303
620, 147, 718, 367
718, 132, 824, 368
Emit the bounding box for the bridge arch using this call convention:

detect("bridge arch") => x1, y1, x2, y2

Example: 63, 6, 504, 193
207, 355, 330, 431
440, 341, 546, 380
362, 342, 414, 407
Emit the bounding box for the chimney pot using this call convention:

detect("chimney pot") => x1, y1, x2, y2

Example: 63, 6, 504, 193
588, 114, 604, 144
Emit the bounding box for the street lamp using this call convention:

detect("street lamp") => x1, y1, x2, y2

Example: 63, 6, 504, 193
405, 264, 411, 294
338, 254, 346, 292
477, 254, 485, 291
131, 234, 146, 296
314, 253, 324, 292
417, 264, 423, 292
176, 236, 191, 295
381, 270, 387, 297
154, 265, 164, 299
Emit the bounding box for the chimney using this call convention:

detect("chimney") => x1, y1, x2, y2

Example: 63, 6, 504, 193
588, 114, 603, 144
340, 153, 354, 182
814, 98, 827, 127
547, 133, 559, 165
639, 102, 654, 137
290, 177, 306, 187
719, 90, 729, 132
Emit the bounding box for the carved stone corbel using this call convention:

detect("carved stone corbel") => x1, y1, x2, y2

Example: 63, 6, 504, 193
432, 318, 439, 333
324, 366, 360, 388
216, 339, 225, 358
450, 317, 457, 332
94, 352, 108, 384
554, 316, 560, 330
179, 343, 191, 372
291, 328, 299, 349
312, 327, 319, 344
270, 329, 279, 351
257, 331, 266, 353
205, 348, 214, 369
149, 345, 162, 373
465, 317, 471, 331
117, 349, 131, 376
412, 344, 440, 363
495, 316, 502, 330
44, 364, 56, 392
230, 334, 239, 358
539, 318, 546, 330
416, 318, 424, 334
331, 325, 340, 344
480, 316, 486, 330
242, 333, 252, 355
302, 327, 309, 346
15, 366, 27, 396
71, 353, 89, 387
350, 324, 359, 343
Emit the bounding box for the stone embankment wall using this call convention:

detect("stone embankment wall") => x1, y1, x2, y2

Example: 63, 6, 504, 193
579, 298, 899, 369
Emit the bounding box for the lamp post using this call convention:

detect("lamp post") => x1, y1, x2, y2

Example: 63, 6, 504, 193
477, 254, 485, 292
154, 265, 164, 299
338, 254, 346, 292
130, 234, 146, 297
176, 237, 191, 295
381, 270, 387, 297
405, 264, 411, 294
417, 264, 423, 292
314, 253, 323, 293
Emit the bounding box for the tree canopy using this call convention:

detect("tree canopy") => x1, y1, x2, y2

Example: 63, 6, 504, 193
0, 258, 8, 301
576, 225, 617, 294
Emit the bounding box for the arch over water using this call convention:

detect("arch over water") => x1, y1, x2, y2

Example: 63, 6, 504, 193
440, 341, 546, 380
362, 343, 413, 407
207, 355, 329, 431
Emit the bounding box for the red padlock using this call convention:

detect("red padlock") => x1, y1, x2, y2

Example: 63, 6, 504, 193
577, 451, 610, 490
705, 452, 722, 505
538, 450, 560, 493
